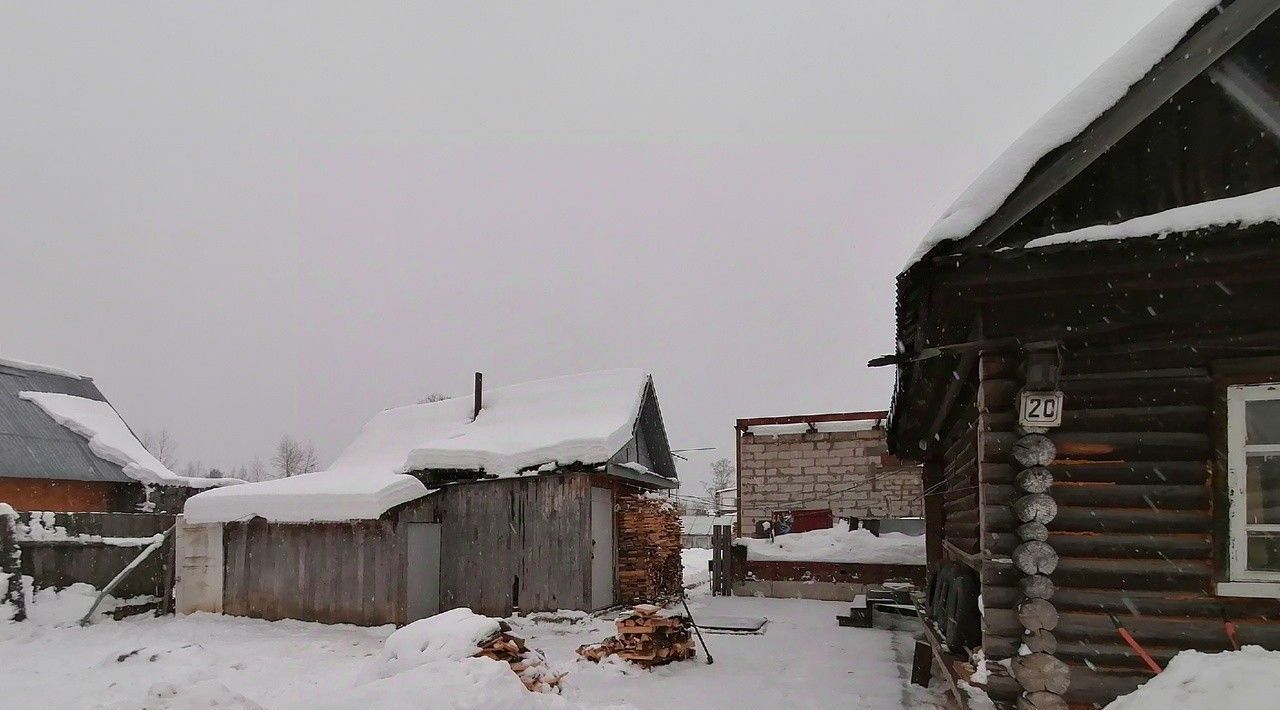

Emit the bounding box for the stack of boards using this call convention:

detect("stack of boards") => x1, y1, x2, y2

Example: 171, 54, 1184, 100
476, 622, 564, 693
576, 604, 697, 667
616, 495, 683, 604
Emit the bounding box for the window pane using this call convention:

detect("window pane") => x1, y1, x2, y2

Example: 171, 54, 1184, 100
1247, 532, 1280, 573
1246, 398, 1280, 445
1246, 455, 1280, 524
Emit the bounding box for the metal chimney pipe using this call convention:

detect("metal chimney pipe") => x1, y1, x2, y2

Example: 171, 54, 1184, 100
473, 372, 483, 420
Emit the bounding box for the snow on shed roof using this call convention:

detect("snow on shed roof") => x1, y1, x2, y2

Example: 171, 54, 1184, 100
1023, 185, 1280, 248
18, 392, 241, 489
185, 369, 656, 523
909, 0, 1220, 267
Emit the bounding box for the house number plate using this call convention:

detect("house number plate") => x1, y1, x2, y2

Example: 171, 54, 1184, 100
1019, 390, 1064, 428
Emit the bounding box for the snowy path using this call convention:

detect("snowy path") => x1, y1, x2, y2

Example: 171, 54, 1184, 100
518, 594, 915, 710
1, 581, 916, 709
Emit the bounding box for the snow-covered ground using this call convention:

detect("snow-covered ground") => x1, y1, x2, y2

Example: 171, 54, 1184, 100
681, 548, 713, 589
0, 559, 920, 709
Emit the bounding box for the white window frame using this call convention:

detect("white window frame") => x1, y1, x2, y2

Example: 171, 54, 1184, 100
1221, 383, 1280, 597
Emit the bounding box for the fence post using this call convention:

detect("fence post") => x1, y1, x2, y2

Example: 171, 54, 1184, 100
711, 524, 733, 597
1, 507, 25, 622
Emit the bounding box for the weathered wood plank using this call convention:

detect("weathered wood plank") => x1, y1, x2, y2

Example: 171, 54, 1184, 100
986, 483, 1208, 510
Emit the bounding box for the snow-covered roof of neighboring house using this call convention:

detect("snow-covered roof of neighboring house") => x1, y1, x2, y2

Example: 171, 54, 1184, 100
18, 392, 240, 489
909, 0, 1220, 267
680, 515, 735, 537
1022, 185, 1280, 248
0, 356, 89, 380
185, 369, 669, 524
0, 358, 219, 487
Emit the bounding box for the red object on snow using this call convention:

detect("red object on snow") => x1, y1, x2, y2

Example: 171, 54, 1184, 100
786, 509, 833, 534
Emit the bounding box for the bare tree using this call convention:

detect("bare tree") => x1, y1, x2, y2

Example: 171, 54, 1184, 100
272, 435, 321, 477
182, 460, 208, 479
703, 457, 735, 504
418, 392, 450, 404
248, 456, 268, 482
140, 429, 179, 470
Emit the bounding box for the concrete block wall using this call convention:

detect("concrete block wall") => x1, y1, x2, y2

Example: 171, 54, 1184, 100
737, 428, 922, 533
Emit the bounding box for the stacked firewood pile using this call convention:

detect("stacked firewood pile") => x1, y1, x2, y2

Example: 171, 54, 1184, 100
576, 604, 696, 668
477, 622, 564, 693
617, 494, 682, 604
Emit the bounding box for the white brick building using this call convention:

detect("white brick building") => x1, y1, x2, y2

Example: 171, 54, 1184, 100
735, 411, 922, 534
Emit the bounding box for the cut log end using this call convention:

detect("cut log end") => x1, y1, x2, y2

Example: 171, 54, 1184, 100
1016, 522, 1049, 543
1011, 653, 1070, 695
1012, 493, 1058, 525
1015, 466, 1054, 494
1017, 691, 1068, 710
1023, 629, 1058, 654
1013, 541, 1059, 576
1019, 574, 1056, 600
1012, 434, 1056, 468
1017, 598, 1059, 632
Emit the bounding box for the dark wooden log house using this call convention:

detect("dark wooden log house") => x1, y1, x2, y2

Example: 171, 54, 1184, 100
878, 2, 1280, 707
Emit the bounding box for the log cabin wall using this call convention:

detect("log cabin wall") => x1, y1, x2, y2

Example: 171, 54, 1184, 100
972, 331, 1280, 707
890, 233, 1280, 707
939, 383, 980, 557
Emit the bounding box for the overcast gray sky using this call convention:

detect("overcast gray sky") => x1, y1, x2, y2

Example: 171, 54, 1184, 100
2, 1, 1171, 493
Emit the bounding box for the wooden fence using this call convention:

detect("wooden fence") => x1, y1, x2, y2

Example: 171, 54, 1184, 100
9, 511, 176, 613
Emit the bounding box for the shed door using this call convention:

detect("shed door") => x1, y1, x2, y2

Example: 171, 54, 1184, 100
406, 522, 441, 621
590, 487, 616, 610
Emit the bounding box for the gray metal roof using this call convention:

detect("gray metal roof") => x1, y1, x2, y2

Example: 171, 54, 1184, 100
0, 364, 134, 483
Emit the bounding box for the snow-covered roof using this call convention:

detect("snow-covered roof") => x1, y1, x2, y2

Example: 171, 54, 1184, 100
185, 369, 657, 523
0, 356, 89, 380
909, 0, 1219, 267
402, 369, 652, 475
1023, 185, 1280, 248
744, 418, 881, 437
18, 392, 240, 489
680, 515, 735, 536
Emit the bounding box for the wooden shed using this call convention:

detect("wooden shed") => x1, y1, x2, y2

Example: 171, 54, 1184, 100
181, 369, 681, 623
877, 2, 1280, 707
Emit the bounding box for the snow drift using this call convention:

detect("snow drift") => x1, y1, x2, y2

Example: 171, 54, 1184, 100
366, 608, 504, 680
343, 608, 578, 710
1105, 646, 1280, 710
